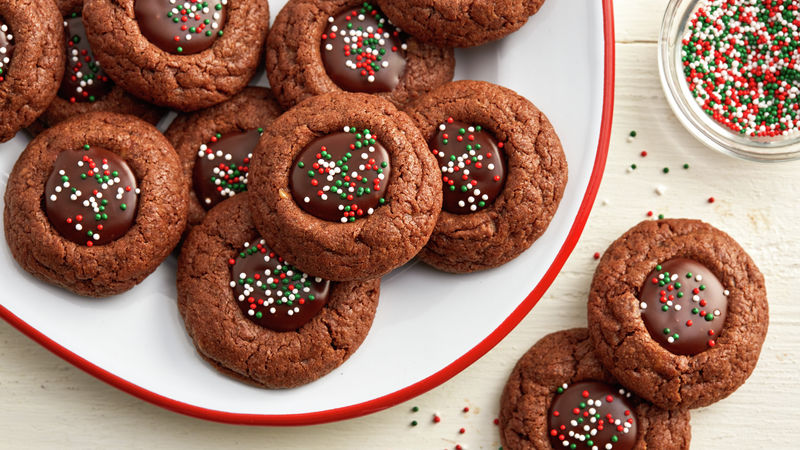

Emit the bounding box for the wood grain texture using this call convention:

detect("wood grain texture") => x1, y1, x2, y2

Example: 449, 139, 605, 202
2, 1, 799, 447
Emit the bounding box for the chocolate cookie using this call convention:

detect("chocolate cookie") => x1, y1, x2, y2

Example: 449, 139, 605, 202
377, 0, 546, 48
404, 80, 567, 273
588, 219, 769, 410
499, 328, 691, 450
265, 0, 455, 109
82, 0, 270, 111
34, 3, 164, 130
0, 0, 64, 142
248, 92, 442, 281
164, 87, 283, 227
177, 193, 380, 388
4, 112, 188, 297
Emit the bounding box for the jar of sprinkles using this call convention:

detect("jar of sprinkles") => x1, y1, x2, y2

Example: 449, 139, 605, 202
659, 0, 800, 161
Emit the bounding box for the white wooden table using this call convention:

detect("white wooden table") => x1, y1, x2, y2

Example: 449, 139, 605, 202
2, 1, 798, 447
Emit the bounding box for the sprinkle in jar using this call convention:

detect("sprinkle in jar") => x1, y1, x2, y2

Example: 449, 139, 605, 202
681, 0, 800, 138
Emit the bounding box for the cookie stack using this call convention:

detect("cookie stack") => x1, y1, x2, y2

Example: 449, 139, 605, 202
2, 0, 566, 388
499, 218, 769, 449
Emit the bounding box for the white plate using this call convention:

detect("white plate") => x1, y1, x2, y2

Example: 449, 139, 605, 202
0, 0, 614, 424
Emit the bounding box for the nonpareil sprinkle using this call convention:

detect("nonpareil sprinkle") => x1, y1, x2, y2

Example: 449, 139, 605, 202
682, 0, 800, 138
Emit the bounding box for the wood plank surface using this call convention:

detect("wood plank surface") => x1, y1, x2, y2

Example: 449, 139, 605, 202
2, 1, 798, 447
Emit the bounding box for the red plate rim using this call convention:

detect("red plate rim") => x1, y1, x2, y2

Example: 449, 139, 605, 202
0, 0, 615, 427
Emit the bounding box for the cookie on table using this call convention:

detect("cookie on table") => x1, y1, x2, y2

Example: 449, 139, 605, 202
0, 0, 64, 142
499, 328, 691, 450
248, 92, 442, 281
177, 193, 380, 388
32, 1, 164, 131
4, 112, 188, 297
404, 80, 567, 273
588, 219, 769, 410
164, 87, 282, 228
266, 0, 455, 109
82, 0, 270, 112
377, 0, 546, 48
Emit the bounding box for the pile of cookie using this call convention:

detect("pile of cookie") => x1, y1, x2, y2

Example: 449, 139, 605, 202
499, 218, 769, 449
1, 0, 566, 388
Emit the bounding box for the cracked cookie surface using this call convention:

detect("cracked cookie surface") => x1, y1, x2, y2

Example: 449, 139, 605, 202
4, 112, 188, 297
377, 0, 546, 48
405, 80, 567, 273
30, 1, 163, 131
248, 92, 442, 282
82, 0, 269, 111
499, 328, 691, 450
0, 0, 64, 142
265, 0, 454, 109
588, 219, 769, 410
165, 87, 283, 229
177, 193, 379, 388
